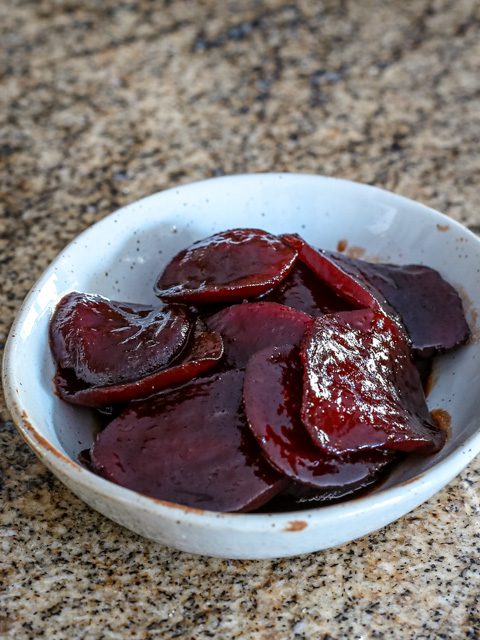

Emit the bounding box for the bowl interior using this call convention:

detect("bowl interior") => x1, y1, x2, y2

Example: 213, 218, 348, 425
7, 174, 480, 499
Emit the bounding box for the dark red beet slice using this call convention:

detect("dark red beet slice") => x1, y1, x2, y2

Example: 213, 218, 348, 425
339, 256, 470, 356
90, 370, 284, 512
281, 233, 382, 310
206, 302, 314, 369
263, 472, 396, 511
301, 309, 446, 455
259, 263, 353, 316
244, 344, 394, 495
55, 320, 223, 407
50, 292, 192, 387
155, 228, 298, 304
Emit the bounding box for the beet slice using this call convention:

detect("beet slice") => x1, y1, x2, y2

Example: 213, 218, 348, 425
301, 309, 446, 455
50, 292, 192, 388
281, 238, 470, 356
264, 474, 394, 511
206, 302, 314, 369
155, 228, 298, 304
90, 370, 284, 512
281, 234, 382, 309
340, 256, 470, 356
55, 320, 223, 407
244, 344, 394, 495
259, 263, 353, 316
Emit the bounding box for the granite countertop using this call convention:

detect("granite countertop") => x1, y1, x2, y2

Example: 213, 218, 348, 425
1, 1, 480, 638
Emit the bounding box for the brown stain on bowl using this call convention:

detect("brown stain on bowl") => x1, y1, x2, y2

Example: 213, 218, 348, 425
424, 368, 438, 397
149, 495, 206, 516
397, 472, 425, 488
336, 240, 383, 263
346, 245, 366, 260
431, 408, 451, 435
20, 410, 78, 469
284, 520, 308, 532
436, 223, 450, 232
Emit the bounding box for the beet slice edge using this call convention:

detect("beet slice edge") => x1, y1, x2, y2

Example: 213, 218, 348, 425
301, 309, 446, 455
90, 370, 284, 512
337, 255, 470, 356
155, 228, 298, 304
281, 234, 382, 310
206, 301, 314, 369
244, 344, 395, 496
50, 292, 192, 388
259, 262, 353, 316
54, 319, 223, 407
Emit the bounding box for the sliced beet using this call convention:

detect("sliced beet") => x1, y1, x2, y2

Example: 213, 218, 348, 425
263, 473, 394, 511
244, 344, 394, 495
281, 234, 381, 310
301, 309, 446, 455
50, 292, 192, 388
281, 235, 469, 355
55, 320, 223, 407
206, 302, 314, 369
90, 370, 284, 512
155, 228, 297, 304
259, 263, 354, 316
340, 256, 470, 356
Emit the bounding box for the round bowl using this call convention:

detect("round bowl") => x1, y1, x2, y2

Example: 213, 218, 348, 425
3, 173, 480, 559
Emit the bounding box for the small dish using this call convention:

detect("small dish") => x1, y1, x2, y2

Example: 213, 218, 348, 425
3, 173, 480, 559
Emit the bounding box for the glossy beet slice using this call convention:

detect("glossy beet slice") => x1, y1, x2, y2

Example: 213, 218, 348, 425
206, 301, 314, 369
341, 256, 470, 356
55, 320, 223, 407
90, 370, 284, 512
244, 344, 394, 494
260, 263, 353, 316
301, 309, 446, 455
281, 234, 382, 310
50, 292, 192, 388
264, 473, 395, 511
155, 228, 298, 304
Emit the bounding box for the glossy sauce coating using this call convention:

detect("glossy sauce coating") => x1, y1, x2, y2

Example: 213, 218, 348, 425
281, 234, 381, 310
301, 309, 446, 454
49, 227, 464, 513
50, 292, 192, 387
155, 228, 298, 303
342, 256, 470, 356
91, 370, 284, 512
259, 262, 353, 316
56, 320, 223, 407
206, 301, 313, 368
244, 344, 395, 494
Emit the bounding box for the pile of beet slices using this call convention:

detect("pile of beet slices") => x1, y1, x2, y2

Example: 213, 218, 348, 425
49, 228, 470, 512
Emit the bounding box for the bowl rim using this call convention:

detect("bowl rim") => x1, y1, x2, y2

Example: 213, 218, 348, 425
3, 171, 480, 531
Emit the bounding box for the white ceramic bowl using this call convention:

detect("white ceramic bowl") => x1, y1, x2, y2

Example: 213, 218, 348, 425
3, 174, 480, 559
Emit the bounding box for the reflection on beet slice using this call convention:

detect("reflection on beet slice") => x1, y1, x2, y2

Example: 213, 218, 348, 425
206, 302, 313, 368
281, 234, 381, 309
260, 263, 353, 316
55, 320, 223, 407
340, 257, 470, 356
301, 310, 446, 455
264, 474, 395, 511
91, 370, 284, 512
50, 292, 192, 388
244, 344, 394, 495
155, 228, 297, 304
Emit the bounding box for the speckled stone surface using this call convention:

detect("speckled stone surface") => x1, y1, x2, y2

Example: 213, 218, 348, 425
1, 1, 480, 638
